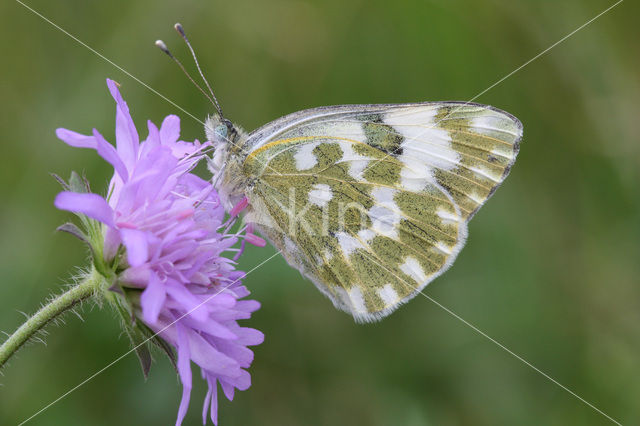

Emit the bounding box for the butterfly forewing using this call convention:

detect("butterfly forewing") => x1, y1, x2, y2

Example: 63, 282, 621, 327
241, 102, 522, 322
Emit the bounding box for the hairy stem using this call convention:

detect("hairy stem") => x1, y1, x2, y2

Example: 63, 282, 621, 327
0, 269, 103, 370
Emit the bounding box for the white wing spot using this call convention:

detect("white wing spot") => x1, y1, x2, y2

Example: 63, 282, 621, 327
294, 142, 320, 170
471, 114, 521, 138
348, 286, 367, 313
324, 248, 334, 261
340, 143, 372, 180
384, 107, 461, 191
491, 147, 514, 160
436, 208, 459, 225
400, 257, 428, 284
435, 241, 453, 255
385, 108, 439, 127
467, 191, 485, 204
308, 183, 333, 208
357, 228, 376, 242
336, 231, 365, 256
399, 163, 434, 191
368, 187, 401, 238
470, 165, 500, 182
378, 284, 399, 306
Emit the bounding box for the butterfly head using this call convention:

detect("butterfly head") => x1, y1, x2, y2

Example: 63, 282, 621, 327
205, 114, 249, 208
205, 114, 246, 152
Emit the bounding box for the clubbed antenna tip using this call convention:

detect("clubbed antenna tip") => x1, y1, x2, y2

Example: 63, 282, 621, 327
156, 23, 225, 118
154, 38, 218, 109
172, 23, 224, 118
155, 40, 172, 57
174, 23, 186, 37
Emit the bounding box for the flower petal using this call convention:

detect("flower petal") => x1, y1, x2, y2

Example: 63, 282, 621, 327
176, 385, 191, 426
188, 332, 240, 376
209, 379, 218, 426
220, 380, 236, 401
166, 283, 210, 323
140, 120, 160, 157
103, 226, 121, 261
148, 119, 161, 144
160, 115, 180, 146
214, 340, 254, 368
56, 128, 128, 182
176, 324, 193, 426
141, 271, 166, 324
54, 192, 114, 227
183, 316, 237, 340
107, 79, 139, 170
120, 228, 149, 266
55, 128, 94, 148
234, 327, 264, 346
235, 300, 261, 314
202, 378, 213, 425
93, 129, 130, 182
226, 369, 251, 392
120, 264, 150, 287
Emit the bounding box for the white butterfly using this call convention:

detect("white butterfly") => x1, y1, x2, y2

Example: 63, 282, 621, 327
159, 26, 523, 323
205, 102, 522, 323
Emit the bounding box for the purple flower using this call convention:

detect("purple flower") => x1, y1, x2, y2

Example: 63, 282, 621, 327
55, 79, 264, 425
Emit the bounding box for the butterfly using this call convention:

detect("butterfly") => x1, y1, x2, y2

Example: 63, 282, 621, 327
159, 26, 523, 323
205, 102, 522, 323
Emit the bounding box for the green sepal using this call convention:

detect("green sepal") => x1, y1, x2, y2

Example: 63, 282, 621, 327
50, 173, 71, 191
112, 287, 177, 374
54, 172, 112, 277
137, 320, 177, 371
56, 222, 90, 244
69, 171, 91, 193
113, 296, 153, 379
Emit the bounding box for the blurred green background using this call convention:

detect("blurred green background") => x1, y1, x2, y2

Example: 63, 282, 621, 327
1, 0, 638, 425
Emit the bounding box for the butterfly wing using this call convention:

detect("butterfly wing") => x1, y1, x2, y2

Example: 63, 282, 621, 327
242, 102, 522, 322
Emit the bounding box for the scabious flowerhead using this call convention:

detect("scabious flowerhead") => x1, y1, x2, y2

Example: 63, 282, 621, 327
55, 79, 264, 425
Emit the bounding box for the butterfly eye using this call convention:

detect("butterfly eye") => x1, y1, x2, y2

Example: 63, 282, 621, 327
214, 124, 228, 139
223, 119, 239, 140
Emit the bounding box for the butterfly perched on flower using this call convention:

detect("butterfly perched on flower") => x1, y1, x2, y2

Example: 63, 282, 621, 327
161, 26, 523, 323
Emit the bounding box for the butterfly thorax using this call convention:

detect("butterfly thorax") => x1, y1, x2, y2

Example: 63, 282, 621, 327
205, 114, 250, 210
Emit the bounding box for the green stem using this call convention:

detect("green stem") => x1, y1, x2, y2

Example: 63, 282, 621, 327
0, 269, 104, 370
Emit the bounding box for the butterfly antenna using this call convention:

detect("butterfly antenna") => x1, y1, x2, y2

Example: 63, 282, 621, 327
174, 23, 224, 119
155, 39, 219, 109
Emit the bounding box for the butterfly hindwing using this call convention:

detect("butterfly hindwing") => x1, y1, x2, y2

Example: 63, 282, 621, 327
241, 102, 522, 322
